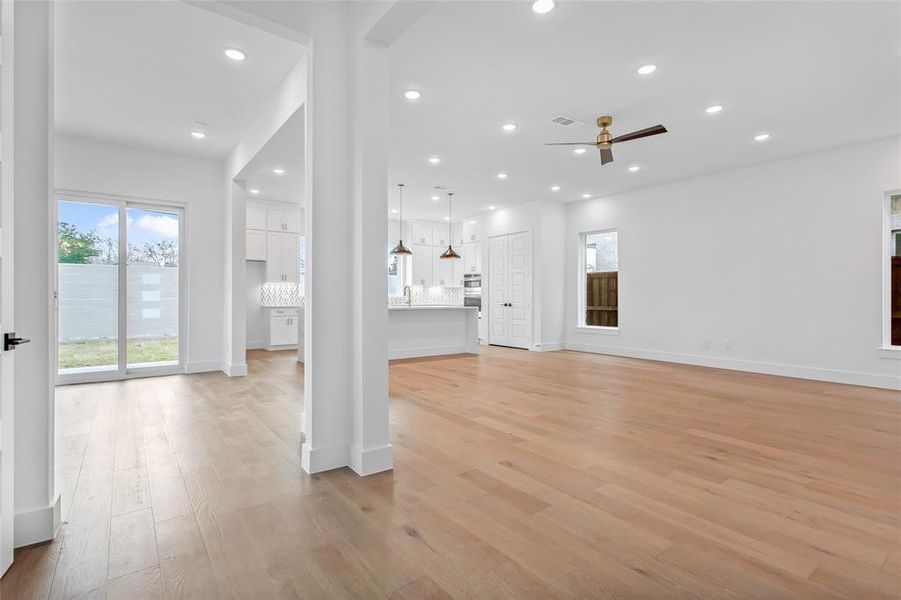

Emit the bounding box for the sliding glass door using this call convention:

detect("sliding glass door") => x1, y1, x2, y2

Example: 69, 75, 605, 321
57, 197, 184, 383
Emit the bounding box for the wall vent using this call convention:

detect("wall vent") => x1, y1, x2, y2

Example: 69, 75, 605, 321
551, 114, 584, 127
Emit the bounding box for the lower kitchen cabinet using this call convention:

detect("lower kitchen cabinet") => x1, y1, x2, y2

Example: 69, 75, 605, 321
269, 308, 299, 347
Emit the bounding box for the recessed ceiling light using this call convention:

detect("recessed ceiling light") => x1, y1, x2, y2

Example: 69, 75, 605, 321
443, 216, 450, 221
496, 172, 508, 180
754, 133, 771, 142
581, 193, 591, 199
628, 165, 640, 172
502, 123, 517, 132
551, 185, 561, 191
249, 188, 260, 195
531, 0, 555, 14
404, 89, 421, 101
224, 48, 246, 62
431, 195, 440, 201
488, 205, 496, 210
637, 64, 657, 75
428, 156, 441, 164
705, 105, 724, 114
272, 168, 285, 175
190, 130, 206, 140
469, 220, 477, 224
573, 148, 587, 155
391, 209, 398, 214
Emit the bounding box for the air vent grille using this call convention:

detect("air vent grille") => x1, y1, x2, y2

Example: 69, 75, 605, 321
551, 114, 584, 127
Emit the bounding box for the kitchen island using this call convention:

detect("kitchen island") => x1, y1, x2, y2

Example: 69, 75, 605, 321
388, 305, 479, 360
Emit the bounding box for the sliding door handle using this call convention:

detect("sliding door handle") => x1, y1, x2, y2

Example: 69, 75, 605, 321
4, 332, 31, 351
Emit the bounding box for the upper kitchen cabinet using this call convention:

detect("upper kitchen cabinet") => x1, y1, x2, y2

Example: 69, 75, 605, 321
411, 221, 434, 246
410, 243, 433, 286
268, 208, 300, 233
266, 232, 301, 283
461, 219, 479, 243
462, 242, 481, 275
247, 206, 268, 230
452, 222, 464, 246
246, 230, 267, 261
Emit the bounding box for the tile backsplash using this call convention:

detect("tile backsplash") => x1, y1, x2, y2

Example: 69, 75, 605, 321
388, 286, 463, 306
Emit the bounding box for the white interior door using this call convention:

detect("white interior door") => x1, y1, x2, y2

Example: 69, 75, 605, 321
488, 232, 532, 349
1, 3, 16, 572
506, 232, 532, 349
488, 236, 509, 346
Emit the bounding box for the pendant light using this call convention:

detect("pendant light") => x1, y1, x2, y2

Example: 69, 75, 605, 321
440, 192, 462, 260
389, 183, 412, 256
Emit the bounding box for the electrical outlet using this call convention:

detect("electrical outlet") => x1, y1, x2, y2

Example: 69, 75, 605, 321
723, 339, 732, 350
703, 337, 710, 348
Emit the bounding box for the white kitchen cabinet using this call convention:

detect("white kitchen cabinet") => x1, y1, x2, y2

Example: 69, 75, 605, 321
410, 243, 433, 286
462, 220, 479, 243
269, 308, 299, 347
267, 208, 300, 233
432, 253, 453, 286
247, 206, 268, 230
411, 221, 434, 246
452, 222, 464, 246
434, 225, 451, 248
266, 232, 300, 283
462, 242, 481, 275
246, 229, 267, 261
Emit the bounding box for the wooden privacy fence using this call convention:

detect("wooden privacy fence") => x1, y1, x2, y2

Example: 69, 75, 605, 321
586, 271, 618, 327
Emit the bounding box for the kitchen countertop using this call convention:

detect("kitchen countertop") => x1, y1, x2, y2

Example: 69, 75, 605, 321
388, 305, 477, 311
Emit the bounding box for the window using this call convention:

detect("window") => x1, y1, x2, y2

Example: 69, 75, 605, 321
889, 195, 901, 346
581, 230, 618, 328
387, 251, 404, 297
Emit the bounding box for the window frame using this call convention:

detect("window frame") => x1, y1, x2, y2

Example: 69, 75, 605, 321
884, 190, 901, 351
578, 228, 620, 332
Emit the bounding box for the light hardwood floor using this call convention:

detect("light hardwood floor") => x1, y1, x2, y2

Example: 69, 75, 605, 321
2, 347, 899, 599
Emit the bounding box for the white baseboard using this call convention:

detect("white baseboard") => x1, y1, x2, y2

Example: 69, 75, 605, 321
301, 442, 349, 474
245, 340, 264, 350
185, 360, 223, 374
349, 444, 394, 476
224, 362, 248, 377
533, 342, 562, 352
389, 345, 477, 360
15, 494, 61, 547
564, 342, 901, 390
265, 344, 298, 351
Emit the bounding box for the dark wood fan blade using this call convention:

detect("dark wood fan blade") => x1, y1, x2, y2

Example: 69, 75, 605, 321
611, 124, 667, 144
600, 147, 614, 165
544, 142, 597, 146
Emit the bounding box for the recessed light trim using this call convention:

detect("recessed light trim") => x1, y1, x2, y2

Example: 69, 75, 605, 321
249, 188, 260, 195
581, 193, 591, 199
428, 156, 441, 165
404, 89, 421, 101
531, 0, 555, 14
431, 195, 440, 201
573, 148, 587, 155
502, 123, 517, 132
551, 185, 561, 191
628, 165, 640, 172
705, 105, 724, 114
754, 133, 771, 142
272, 168, 285, 175
190, 131, 206, 140
637, 64, 657, 75
224, 48, 246, 62
496, 172, 508, 180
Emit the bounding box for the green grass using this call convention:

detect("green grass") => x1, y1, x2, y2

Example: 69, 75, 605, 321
58, 336, 178, 370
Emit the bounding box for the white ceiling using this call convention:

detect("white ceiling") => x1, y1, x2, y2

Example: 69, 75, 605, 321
389, 1, 901, 221
236, 107, 305, 205
54, 0, 304, 160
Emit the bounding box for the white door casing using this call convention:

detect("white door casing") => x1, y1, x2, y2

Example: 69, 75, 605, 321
488, 235, 509, 346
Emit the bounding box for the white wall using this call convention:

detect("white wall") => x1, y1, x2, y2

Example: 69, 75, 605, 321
564, 136, 901, 389
245, 260, 267, 349
54, 134, 226, 373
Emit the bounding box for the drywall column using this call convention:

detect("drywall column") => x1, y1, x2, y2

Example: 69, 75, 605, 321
223, 179, 247, 376
348, 39, 392, 474
12, 0, 60, 547
300, 4, 393, 475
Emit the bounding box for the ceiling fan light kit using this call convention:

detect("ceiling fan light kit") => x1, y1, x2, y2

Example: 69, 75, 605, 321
546, 114, 667, 166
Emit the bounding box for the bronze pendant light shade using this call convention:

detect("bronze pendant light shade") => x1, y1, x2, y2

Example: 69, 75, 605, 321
389, 183, 412, 256
440, 192, 462, 260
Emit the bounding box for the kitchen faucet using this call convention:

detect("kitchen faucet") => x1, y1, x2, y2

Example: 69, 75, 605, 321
402, 285, 413, 307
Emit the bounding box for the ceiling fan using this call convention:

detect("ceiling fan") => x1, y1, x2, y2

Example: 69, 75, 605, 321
546, 115, 667, 165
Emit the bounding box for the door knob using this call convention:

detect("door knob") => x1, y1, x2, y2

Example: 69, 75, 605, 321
4, 332, 31, 351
